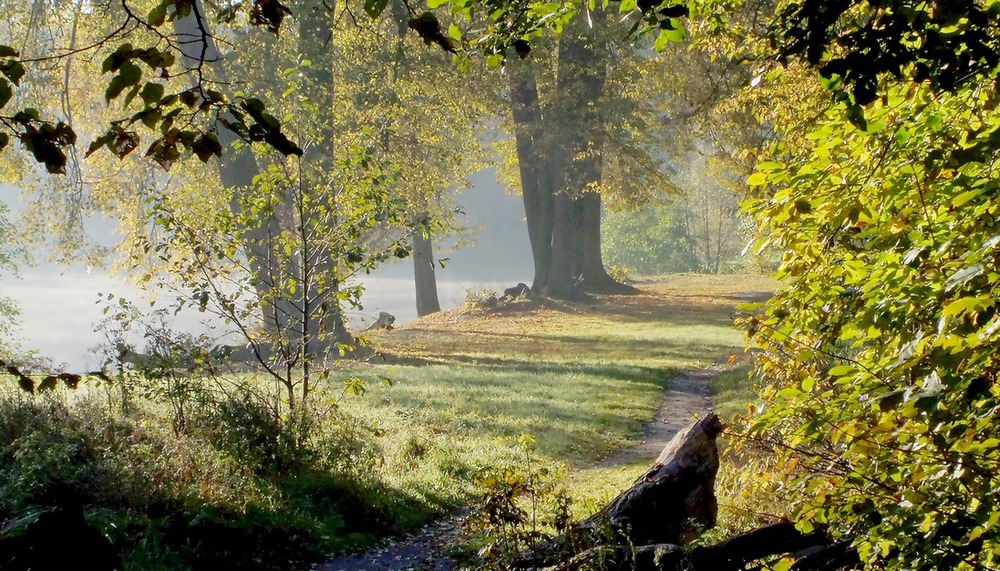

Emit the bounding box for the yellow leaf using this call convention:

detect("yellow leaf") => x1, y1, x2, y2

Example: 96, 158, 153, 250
747, 172, 768, 186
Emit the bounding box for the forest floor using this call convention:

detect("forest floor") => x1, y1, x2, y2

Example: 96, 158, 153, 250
316, 275, 772, 571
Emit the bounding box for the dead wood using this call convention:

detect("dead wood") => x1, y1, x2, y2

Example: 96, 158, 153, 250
513, 414, 859, 571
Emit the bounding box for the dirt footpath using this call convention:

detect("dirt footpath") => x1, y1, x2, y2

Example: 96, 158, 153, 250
314, 363, 727, 571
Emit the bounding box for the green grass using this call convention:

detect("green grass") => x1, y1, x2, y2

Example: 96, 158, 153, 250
336, 274, 773, 523
0, 273, 775, 568
709, 363, 759, 422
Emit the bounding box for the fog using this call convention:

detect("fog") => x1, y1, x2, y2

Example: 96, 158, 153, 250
0, 169, 533, 371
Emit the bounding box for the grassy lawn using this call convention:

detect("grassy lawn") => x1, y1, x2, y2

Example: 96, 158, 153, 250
0, 273, 773, 568
338, 274, 774, 514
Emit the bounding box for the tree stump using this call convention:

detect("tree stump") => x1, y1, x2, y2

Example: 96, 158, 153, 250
512, 413, 859, 571
515, 414, 723, 568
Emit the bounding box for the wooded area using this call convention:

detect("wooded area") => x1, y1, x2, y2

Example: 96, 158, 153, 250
0, 0, 998, 569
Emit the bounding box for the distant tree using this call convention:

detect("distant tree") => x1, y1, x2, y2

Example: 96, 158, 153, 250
502, 11, 685, 298
602, 152, 747, 275
602, 199, 698, 275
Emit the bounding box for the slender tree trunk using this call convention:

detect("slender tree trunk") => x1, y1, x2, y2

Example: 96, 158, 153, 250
411, 213, 442, 316
298, 0, 353, 364
507, 56, 555, 293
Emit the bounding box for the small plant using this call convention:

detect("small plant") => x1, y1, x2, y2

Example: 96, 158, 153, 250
467, 434, 570, 570
464, 288, 499, 311
606, 264, 634, 285
93, 295, 219, 433
208, 391, 303, 476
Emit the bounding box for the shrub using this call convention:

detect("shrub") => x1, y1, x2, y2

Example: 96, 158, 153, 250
466, 435, 571, 569
464, 288, 499, 311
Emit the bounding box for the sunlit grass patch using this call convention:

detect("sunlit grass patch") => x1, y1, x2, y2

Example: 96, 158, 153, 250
709, 363, 759, 422
0, 274, 775, 568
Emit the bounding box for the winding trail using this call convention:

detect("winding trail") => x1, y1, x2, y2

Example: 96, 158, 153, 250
597, 364, 723, 468
314, 363, 727, 571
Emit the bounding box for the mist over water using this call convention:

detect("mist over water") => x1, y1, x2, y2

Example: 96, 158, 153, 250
0, 170, 533, 371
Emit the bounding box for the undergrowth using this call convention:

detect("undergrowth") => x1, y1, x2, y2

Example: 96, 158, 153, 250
0, 384, 422, 569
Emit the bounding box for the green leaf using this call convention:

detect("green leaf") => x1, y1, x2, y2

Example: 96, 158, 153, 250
140, 82, 165, 107
119, 61, 142, 86
148, 0, 169, 26
0, 132, 8, 151
942, 296, 990, 317
828, 364, 856, 376
1, 61, 25, 85
102, 43, 134, 73
137, 107, 162, 130
106, 61, 142, 103
363, 0, 388, 18
801, 376, 815, 391
0, 78, 10, 109
952, 188, 984, 207
0, 45, 17, 58
747, 172, 768, 186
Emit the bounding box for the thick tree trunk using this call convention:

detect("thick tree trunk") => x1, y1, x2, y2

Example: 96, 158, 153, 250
540, 15, 632, 298
298, 0, 353, 361
544, 191, 583, 299
172, 3, 294, 347
507, 57, 555, 293
578, 192, 637, 294
411, 214, 441, 316
539, 22, 601, 299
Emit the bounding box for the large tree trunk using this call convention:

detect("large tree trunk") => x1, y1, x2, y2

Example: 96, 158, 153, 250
411, 213, 441, 316
534, 14, 633, 299
578, 191, 636, 294
507, 56, 555, 293
172, 2, 294, 349
174, 0, 351, 401
544, 191, 583, 299
541, 19, 606, 299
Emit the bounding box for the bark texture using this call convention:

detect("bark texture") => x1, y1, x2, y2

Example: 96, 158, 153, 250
411, 213, 441, 316
506, 15, 635, 299
513, 414, 859, 571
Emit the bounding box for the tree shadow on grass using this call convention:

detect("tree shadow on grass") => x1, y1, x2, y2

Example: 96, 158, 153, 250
376, 330, 740, 370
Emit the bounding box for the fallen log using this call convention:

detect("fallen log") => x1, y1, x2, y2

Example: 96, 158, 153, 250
536, 524, 859, 571
512, 414, 859, 571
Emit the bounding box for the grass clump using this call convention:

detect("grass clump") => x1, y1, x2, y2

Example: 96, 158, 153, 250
0, 384, 411, 569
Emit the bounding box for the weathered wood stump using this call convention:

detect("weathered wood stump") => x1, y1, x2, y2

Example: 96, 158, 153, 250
513, 414, 859, 571
365, 311, 396, 331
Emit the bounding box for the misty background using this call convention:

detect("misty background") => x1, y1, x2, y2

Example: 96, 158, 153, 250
0, 169, 533, 371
